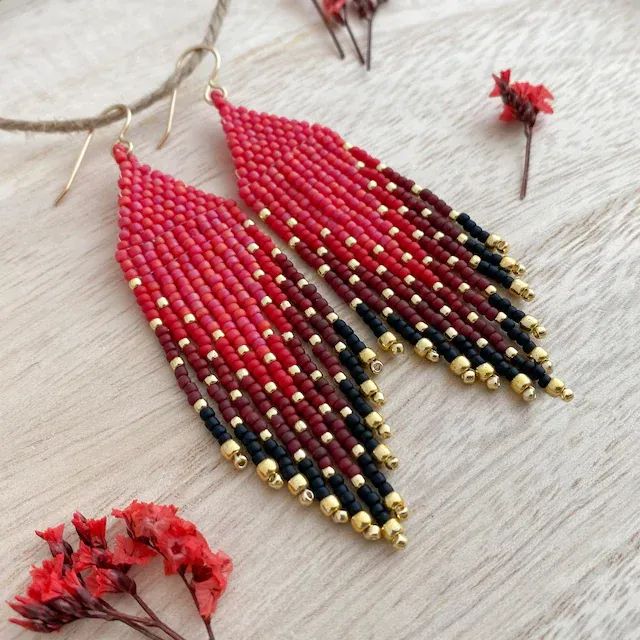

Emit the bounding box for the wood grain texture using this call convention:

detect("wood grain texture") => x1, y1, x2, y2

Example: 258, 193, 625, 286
1, 1, 639, 638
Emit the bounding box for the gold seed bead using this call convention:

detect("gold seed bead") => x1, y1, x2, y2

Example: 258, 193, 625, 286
486, 375, 501, 390
475, 362, 495, 382
229, 390, 242, 401
317, 265, 330, 277
220, 439, 241, 461
258, 207, 271, 220
386, 182, 397, 192
128, 277, 142, 290
293, 449, 306, 462
237, 345, 249, 356
457, 233, 469, 244
287, 364, 301, 375
477, 337, 488, 348
322, 466, 335, 478
364, 411, 384, 429
378, 204, 389, 214
529, 346, 549, 364
449, 209, 460, 220
192, 399, 207, 413
332, 510, 349, 524
414, 337, 434, 358
377, 423, 392, 439
256, 458, 278, 482
382, 518, 404, 545
351, 474, 365, 488
320, 432, 333, 444
230, 416, 242, 428
505, 347, 518, 359
433, 282, 443, 292
169, 357, 183, 370
469, 255, 481, 269
334, 372, 347, 383
459, 283, 470, 294
206, 349, 218, 361
484, 285, 497, 297
360, 379, 378, 398
363, 525, 382, 541
378, 331, 400, 352
372, 391, 385, 406
259, 429, 272, 441
264, 381, 277, 393
352, 444, 365, 457
204, 374, 217, 386
156, 296, 169, 308
320, 495, 340, 517
298, 489, 314, 506
213, 329, 224, 340
265, 408, 278, 419
450, 355, 475, 385
495, 312, 507, 323
351, 510, 372, 533
291, 391, 304, 403
178, 338, 190, 348
445, 327, 458, 340
294, 420, 307, 433
510, 278, 535, 301
373, 443, 399, 470
510, 373, 536, 401
467, 311, 479, 323
412, 184, 422, 194
149, 318, 163, 331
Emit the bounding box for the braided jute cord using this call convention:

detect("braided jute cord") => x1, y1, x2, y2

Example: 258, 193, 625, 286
0, 0, 231, 134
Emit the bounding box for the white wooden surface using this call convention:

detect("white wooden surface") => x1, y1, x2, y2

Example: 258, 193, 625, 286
1, 1, 639, 638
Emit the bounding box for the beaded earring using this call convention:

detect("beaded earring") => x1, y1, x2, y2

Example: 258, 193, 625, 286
58, 47, 410, 549
206, 91, 574, 404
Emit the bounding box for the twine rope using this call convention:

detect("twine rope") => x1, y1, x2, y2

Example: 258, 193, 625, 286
0, 0, 231, 134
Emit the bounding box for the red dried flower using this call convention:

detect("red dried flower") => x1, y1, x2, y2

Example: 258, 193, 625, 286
323, 0, 346, 19
9, 501, 231, 639
489, 68, 554, 199
71, 512, 108, 548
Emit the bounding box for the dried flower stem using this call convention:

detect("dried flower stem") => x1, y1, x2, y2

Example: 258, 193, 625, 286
310, 0, 345, 59
341, 7, 366, 64
131, 593, 189, 640
520, 124, 533, 200
365, 15, 374, 70
179, 570, 216, 640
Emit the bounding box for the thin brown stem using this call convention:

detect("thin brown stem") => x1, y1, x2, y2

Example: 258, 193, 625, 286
342, 7, 366, 64
520, 124, 533, 200
131, 593, 189, 640
178, 570, 215, 640
310, 0, 346, 59
366, 16, 374, 71
92, 611, 167, 640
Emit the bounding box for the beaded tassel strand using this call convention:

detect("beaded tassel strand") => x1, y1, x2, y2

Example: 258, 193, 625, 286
114, 144, 408, 547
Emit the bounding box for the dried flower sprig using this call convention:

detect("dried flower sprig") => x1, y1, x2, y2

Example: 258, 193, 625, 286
308, 0, 389, 69
8, 502, 232, 640
489, 69, 554, 199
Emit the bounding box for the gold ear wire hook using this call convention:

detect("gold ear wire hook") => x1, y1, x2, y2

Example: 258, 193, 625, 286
54, 104, 133, 206
157, 45, 225, 150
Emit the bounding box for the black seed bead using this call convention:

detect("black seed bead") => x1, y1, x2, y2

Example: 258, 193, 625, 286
370, 503, 389, 525
314, 486, 331, 500
352, 397, 373, 416
379, 481, 394, 496
357, 485, 379, 507
243, 431, 258, 444
363, 437, 379, 453
217, 432, 232, 444
279, 463, 296, 480
501, 318, 516, 332
298, 458, 314, 472
370, 319, 387, 338
253, 451, 267, 464
310, 476, 326, 491
510, 308, 526, 322
262, 439, 278, 454
200, 406, 216, 420
245, 441, 263, 456
234, 424, 249, 439
457, 212, 470, 225
538, 373, 551, 388
521, 339, 536, 354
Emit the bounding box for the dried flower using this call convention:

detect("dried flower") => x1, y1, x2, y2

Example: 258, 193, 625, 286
9, 502, 232, 640
489, 68, 554, 199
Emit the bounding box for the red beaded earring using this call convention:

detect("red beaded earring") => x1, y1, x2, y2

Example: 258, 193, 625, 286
56, 47, 409, 549
205, 85, 574, 404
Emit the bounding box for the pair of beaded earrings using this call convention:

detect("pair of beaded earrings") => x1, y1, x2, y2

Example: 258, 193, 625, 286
59, 45, 572, 549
